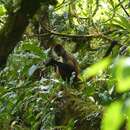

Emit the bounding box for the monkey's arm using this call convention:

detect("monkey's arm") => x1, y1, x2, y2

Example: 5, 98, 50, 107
44, 58, 77, 81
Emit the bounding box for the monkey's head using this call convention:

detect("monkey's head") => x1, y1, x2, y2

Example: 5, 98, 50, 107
53, 44, 66, 57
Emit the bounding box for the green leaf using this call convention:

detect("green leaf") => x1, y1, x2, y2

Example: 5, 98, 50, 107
114, 58, 130, 92
101, 101, 124, 130
21, 43, 45, 58
0, 4, 6, 16
81, 58, 111, 80
113, 15, 130, 32
124, 98, 130, 129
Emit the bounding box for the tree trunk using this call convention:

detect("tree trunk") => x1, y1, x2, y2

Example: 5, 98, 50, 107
0, 0, 41, 68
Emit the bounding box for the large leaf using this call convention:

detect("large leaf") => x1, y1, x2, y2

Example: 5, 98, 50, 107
101, 101, 124, 130
113, 15, 130, 32
0, 4, 6, 16
113, 58, 130, 92
81, 58, 111, 80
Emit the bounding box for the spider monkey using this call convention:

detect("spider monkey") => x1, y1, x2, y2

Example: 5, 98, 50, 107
45, 44, 80, 83
53, 44, 80, 75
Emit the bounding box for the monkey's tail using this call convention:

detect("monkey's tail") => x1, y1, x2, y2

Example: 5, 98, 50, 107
103, 40, 118, 58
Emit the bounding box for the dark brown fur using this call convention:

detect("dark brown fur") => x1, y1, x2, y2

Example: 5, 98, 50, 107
45, 44, 80, 82
53, 44, 80, 76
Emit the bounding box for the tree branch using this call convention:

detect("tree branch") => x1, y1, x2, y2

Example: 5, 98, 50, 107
41, 26, 113, 42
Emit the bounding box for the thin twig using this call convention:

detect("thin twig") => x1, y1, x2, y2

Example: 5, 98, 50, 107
118, 0, 129, 16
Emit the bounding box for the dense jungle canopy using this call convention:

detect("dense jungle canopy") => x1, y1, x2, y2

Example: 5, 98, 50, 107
0, 0, 130, 130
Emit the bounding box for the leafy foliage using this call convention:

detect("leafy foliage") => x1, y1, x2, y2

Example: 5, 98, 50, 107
1, 0, 130, 130
0, 39, 59, 129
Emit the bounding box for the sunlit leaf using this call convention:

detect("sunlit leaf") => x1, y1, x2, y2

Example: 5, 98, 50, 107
101, 101, 124, 130
123, 98, 130, 130
114, 58, 130, 92
81, 58, 111, 80
0, 4, 6, 16
113, 15, 130, 32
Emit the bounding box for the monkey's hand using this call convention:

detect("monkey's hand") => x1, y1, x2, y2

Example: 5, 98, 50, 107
44, 58, 57, 67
